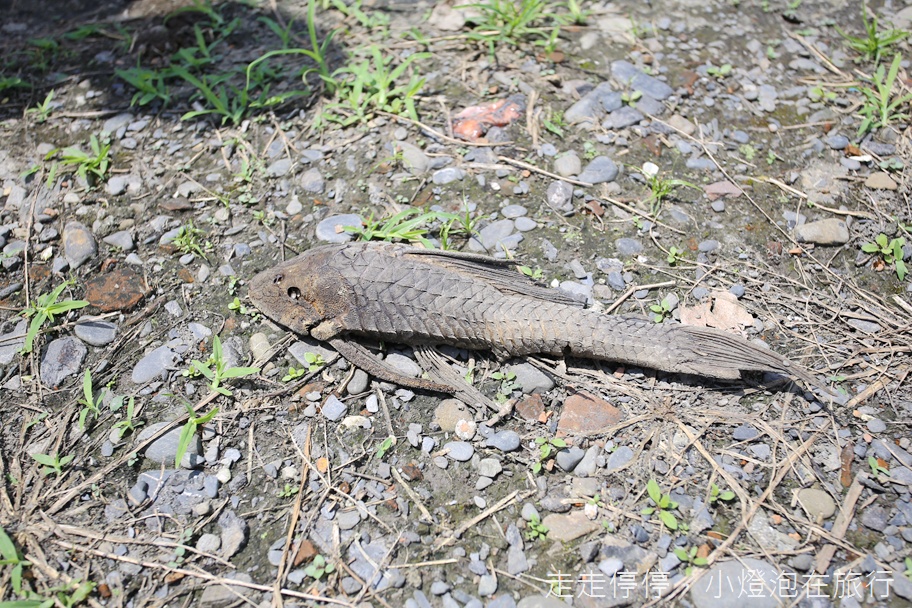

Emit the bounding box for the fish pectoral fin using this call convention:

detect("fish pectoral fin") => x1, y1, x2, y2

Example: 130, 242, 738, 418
311, 320, 341, 341
327, 338, 455, 394
413, 344, 499, 412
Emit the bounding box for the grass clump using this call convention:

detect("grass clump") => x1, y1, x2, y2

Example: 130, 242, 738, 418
856, 54, 912, 136
21, 280, 89, 354
838, 5, 908, 64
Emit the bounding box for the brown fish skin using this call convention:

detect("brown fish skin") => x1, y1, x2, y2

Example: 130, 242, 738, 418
249, 241, 820, 390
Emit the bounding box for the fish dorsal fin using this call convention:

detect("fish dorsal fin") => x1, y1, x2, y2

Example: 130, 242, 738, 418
403, 247, 586, 308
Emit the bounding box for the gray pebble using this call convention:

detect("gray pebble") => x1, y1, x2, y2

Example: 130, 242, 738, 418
602, 106, 643, 130
196, 533, 221, 554
731, 130, 750, 144
686, 157, 716, 171
74, 318, 118, 346
615, 238, 643, 257
578, 156, 619, 184
867, 418, 887, 434
574, 446, 599, 477
203, 475, 220, 498
514, 217, 537, 232
508, 363, 554, 394
565, 83, 622, 124
733, 425, 759, 441
729, 284, 746, 298
605, 446, 634, 471
137, 421, 201, 465
103, 230, 135, 251
385, 353, 422, 377
62, 221, 97, 270
40, 337, 87, 387
555, 446, 585, 472
300, 168, 324, 193
545, 180, 575, 215
444, 441, 474, 461
315, 214, 361, 243
554, 152, 581, 177
432, 167, 465, 185
322, 395, 347, 421
793, 218, 850, 246
698, 239, 719, 252
477, 458, 503, 478
611, 60, 673, 100
711, 200, 726, 213
131, 345, 180, 384
347, 369, 369, 394
501, 204, 527, 218
469, 219, 516, 252
0, 320, 27, 365
826, 134, 849, 150
266, 158, 292, 177
485, 430, 521, 452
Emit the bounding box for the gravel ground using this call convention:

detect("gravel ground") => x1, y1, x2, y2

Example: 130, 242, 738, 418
1, 0, 912, 606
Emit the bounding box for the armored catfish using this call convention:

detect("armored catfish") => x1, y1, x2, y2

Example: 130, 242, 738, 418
249, 241, 821, 392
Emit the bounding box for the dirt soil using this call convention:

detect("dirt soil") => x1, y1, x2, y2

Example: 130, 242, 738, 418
1, 0, 912, 606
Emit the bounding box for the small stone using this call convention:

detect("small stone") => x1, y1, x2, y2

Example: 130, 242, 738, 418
555, 446, 585, 472
515, 394, 545, 421
514, 217, 537, 232
611, 60, 673, 100
218, 510, 249, 558
62, 221, 97, 269
103, 230, 135, 251
300, 168, 324, 193
266, 158, 292, 177
606, 446, 634, 472
196, 533, 221, 554
867, 418, 887, 433
434, 399, 471, 432
732, 424, 759, 441
554, 153, 582, 177
0, 320, 27, 365
432, 167, 465, 185
131, 345, 180, 384
558, 392, 623, 434
468, 219, 517, 252
444, 441, 474, 461
397, 141, 430, 174
485, 430, 521, 452
385, 353, 422, 377
509, 363, 554, 394
826, 134, 849, 150
477, 458, 502, 478
865, 171, 898, 190
40, 337, 87, 387
602, 106, 644, 130
578, 156, 618, 184
793, 218, 850, 245
315, 214, 361, 243
455, 419, 477, 440
137, 421, 201, 465
347, 369, 369, 394
322, 395, 347, 421
545, 180, 574, 215
796, 488, 836, 521
74, 318, 118, 346
861, 505, 888, 531
542, 510, 600, 542
615, 237, 643, 256
84, 267, 146, 312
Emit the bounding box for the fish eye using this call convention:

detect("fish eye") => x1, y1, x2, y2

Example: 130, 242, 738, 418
288, 287, 301, 300
272, 274, 283, 284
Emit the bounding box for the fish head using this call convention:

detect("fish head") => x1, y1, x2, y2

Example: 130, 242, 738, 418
248, 251, 335, 336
